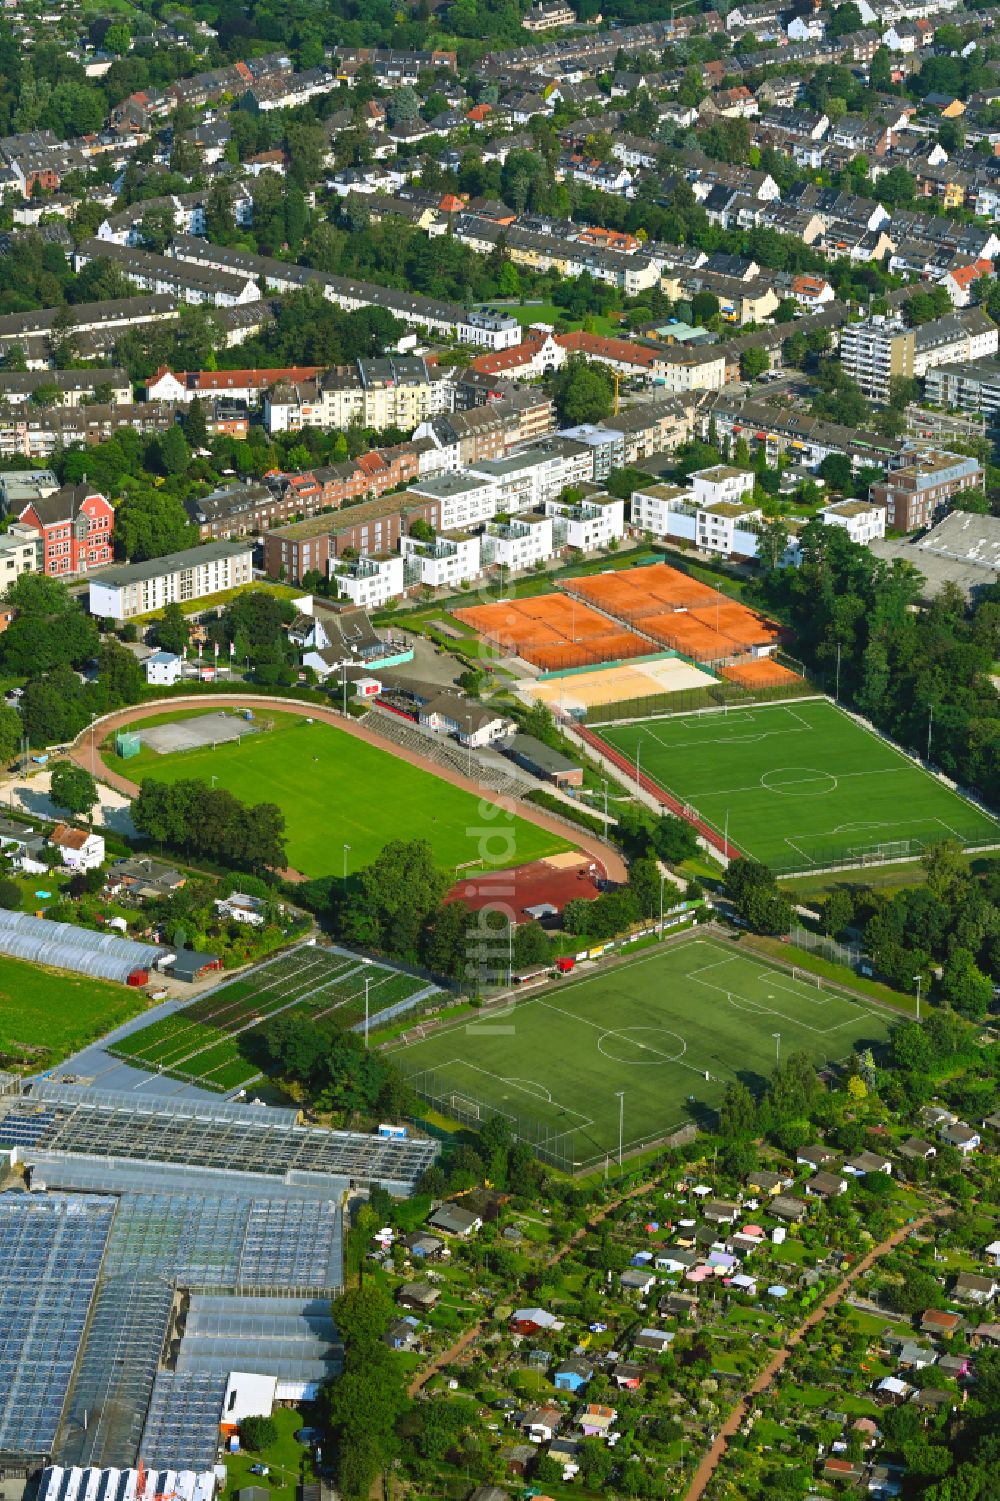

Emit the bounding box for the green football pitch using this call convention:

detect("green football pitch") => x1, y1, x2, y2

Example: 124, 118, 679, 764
595, 699, 999, 873
392, 935, 897, 1169
112, 711, 568, 878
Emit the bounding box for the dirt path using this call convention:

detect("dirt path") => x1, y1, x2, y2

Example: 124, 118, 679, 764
682, 1213, 935, 1501
407, 1320, 483, 1398
546, 1170, 674, 1267
69, 696, 627, 882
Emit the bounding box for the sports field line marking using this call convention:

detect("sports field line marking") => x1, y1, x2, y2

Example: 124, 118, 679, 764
784, 837, 815, 864
533, 997, 711, 1078
390, 938, 719, 1060
453, 1059, 594, 1128
625, 719, 810, 756
679, 764, 904, 802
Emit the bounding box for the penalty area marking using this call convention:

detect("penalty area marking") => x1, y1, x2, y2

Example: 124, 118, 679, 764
503, 1076, 552, 1102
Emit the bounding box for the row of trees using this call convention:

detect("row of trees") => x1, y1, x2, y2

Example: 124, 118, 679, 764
131, 777, 287, 872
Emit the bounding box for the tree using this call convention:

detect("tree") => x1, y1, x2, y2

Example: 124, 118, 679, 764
719, 1079, 757, 1139
922, 839, 967, 905
156, 602, 190, 656
740, 347, 770, 382
239, 1415, 278, 1451
332, 1284, 393, 1353
156, 423, 191, 477
0, 877, 22, 909
942, 948, 992, 1019
743, 884, 793, 935
342, 840, 448, 961
691, 289, 720, 325
98, 638, 143, 706
783, 331, 807, 368
184, 396, 208, 450
114, 488, 194, 561
823, 889, 854, 938
49, 761, 98, 820
513, 918, 551, 967
551, 355, 614, 425
652, 814, 698, 865
870, 45, 893, 93
757, 518, 790, 571
0, 701, 21, 766
820, 452, 852, 493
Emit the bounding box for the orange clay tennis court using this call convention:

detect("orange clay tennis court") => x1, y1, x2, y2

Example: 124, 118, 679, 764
721, 659, 804, 690
566, 563, 720, 618
641, 612, 734, 662
688, 600, 781, 652
455, 596, 649, 669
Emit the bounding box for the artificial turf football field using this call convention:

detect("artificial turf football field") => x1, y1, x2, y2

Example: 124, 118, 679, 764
111, 711, 568, 877
392, 934, 896, 1168
595, 699, 999, 874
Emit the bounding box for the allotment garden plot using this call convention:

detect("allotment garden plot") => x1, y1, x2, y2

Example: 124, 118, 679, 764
394, 934, 895, 1170
595, 699, 999, 874
110, 946, 437, 1093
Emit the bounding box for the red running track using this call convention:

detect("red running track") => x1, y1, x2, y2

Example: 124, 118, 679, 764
577, 725, 742, 862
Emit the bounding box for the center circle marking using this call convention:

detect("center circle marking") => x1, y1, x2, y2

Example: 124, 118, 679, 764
598, 1026, 687, 1065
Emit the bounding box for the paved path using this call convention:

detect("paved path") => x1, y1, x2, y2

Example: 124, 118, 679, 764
682, 1213, 936, 1501
68, 696, 627, 882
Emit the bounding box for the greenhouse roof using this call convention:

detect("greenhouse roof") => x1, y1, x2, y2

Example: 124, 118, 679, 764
4, 1081, 437, 1194
0, 909, 164, 984
0, 1193, 116, 1455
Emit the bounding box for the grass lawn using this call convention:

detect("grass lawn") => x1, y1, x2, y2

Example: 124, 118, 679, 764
106, 709, 568, 877
223, 1405, 314, 1501
482, 303, 624, 337
0, 953, 148, 1071
133, 580, 302, 622
390, 933, 896, 1170
595, 700, 999, 874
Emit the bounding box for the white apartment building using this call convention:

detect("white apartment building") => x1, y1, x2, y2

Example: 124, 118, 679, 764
88, 541, 254, 620
406, 472, 500, 530
482, 511, 554, 571
145, 650, 184, 685
401, 530, 482, 588
544, 493, 626, 550
657, 348, 727, 394
839, 315, 915, 402
472, 441, 595, 508
630, 483, 691, 537
690, 465, 755, 507
819, 499, 886, 544
333, 552, 406, 608
0, 522, 41, 584
631, 481, 764, 560
696, 498, 765, 557
457, 308, 522, 350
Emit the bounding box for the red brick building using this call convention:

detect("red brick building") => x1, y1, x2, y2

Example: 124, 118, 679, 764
18, 483, 114, 576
